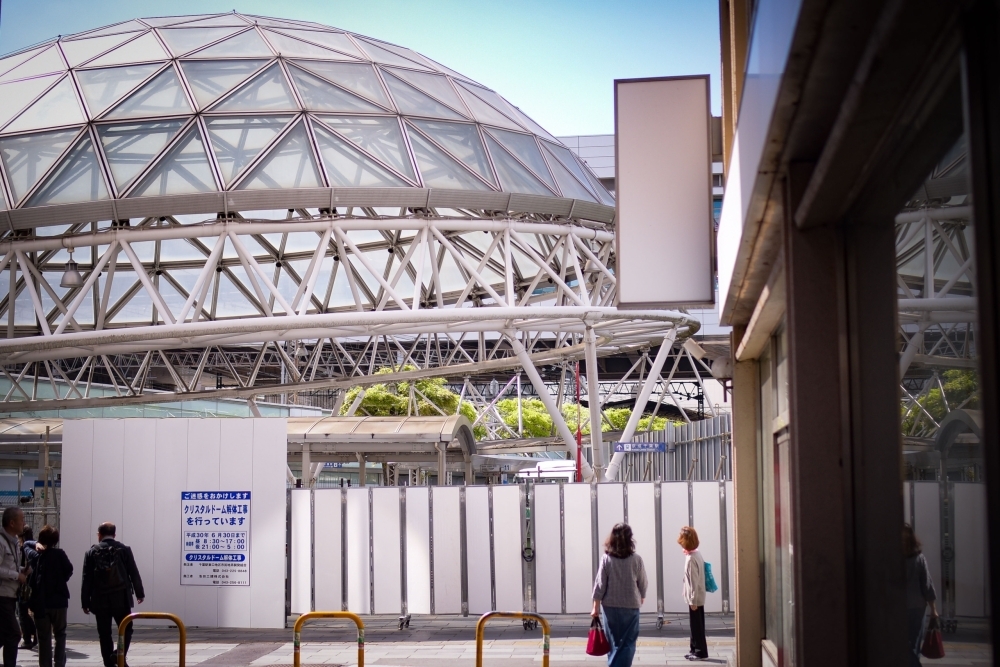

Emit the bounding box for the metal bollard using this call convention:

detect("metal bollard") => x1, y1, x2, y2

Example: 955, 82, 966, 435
293, 611, 365, 667
117, 612, 186, 667
475, 611, 550, 667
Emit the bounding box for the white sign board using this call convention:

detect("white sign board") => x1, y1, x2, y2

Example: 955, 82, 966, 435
615, 76, 714, 308
181, 491, 251, 587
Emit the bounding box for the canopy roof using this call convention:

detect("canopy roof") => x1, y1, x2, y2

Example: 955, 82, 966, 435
0, 13, 614, 229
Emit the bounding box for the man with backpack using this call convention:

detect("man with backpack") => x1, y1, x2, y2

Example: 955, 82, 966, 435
81, 523, 144, 667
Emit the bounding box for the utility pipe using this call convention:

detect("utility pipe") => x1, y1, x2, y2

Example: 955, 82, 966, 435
584, 327, 604, 479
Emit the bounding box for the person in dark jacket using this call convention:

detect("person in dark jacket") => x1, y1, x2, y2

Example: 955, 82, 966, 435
29, 526, 72, 667
17, 527, 37, 651
903, 524, 938, 666
81, 523, 144, 667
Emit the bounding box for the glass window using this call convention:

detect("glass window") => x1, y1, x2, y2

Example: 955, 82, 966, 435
191, 28, 273, 58
287, 65, 384, 113
484, 133, 553, 196
76, 63, 161, 116
129, 127, 216, 197
0, 128, 79, 204
4, 77, 86, 134
382, 72, 464, 121
356, 38, 428, 70
205, 115, 292, 184
179, 59, 268, 109
541, 140, 601, 201
87, 32, 169, 67
316, 115, 413, 181
157, 27, 241, 57
455, 86, 522, 131
313, 123, 407, 188
0, 46, 64, 83
261, 30, 353, 60
406, 127, 490, 191
104, 66, 192, 119
407, 119, 493, 186
383, 67, 466, 116
25, 134, 109, 206
275, 30, 364, 59
98, 119, 186, 190
293, 61, 391, 109
60, 33, 137, 67
237, 122, 321, 190
485, 128, 555, 191
212, 64, 297, 112
0, 74, 61, 127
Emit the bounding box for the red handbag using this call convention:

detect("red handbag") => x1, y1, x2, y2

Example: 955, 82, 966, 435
587, 617, 611, 656
921, 617, 945, 659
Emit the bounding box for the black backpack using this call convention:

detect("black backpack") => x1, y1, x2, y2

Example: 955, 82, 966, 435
92, 543, 128, 593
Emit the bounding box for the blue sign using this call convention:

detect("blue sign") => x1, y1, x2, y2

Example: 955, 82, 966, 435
181, 491, 251, 586
613, 442, 666, 453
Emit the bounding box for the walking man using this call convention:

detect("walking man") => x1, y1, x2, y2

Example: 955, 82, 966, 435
81, 523, 144, 667
0, 508, 31, 667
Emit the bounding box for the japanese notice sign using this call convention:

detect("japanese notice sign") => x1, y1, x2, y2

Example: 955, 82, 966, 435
181, 491, 251, 587
613, 441, 666, 453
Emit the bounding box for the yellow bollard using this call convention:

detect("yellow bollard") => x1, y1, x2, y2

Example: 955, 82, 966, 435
475, 611, 550, 667
293, 611, 365, 667
117, 612, 186, 667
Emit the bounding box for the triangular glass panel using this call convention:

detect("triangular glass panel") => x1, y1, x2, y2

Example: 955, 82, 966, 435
205, 115, 292, 184
261, 30, 355, 60
98, 119, 186, 190
4, 77, 86, 133
170, 15, 248, 28
384, 67, 466, 115
237, 122, 322, 190
243, 16, 323, 30
71, 20, 148, 39
455, 85, 522, 130
139, 16, 201, 27
543, 149, 597, 202
191, 28, 273, 58
273, 30, 363, 58
485, 128, 555, 190
87, 33, 169, 67
26, 134, 109, 206
406, 128, 490, 191
408, 119, 494, 186
157, 27, 241, 56
287, 65, 383, 113
104, 66, 192, 119
76, 63, 161, 116
0, 128, 79, 203
382, 72, 463, 120
579, 161, 615, 205
60, 33, 138, 67
355, 38, 430, 70
313, 123, 408, 188
0, 75, 61, 127
212, 64, 297, 112
317, 115, 413, 181
500, 102, 558, 143
0, 47, 47, 80
129, 128, 217, 197
294, 61, 390, 108
484, 134, 553, 196
541, 141, 600, 200
457, 81, 525, 121
179, 59, 267, 109
0, 46, 65, 83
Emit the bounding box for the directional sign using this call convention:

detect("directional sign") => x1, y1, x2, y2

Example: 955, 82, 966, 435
613, 442, 666, 453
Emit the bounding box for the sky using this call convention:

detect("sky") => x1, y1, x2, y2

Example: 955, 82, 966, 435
0, 0, 721, 137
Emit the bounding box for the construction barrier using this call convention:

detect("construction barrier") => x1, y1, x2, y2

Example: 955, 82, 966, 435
475, 611, 550, 667
293, 611, 365, 667
117, 612, 186, 667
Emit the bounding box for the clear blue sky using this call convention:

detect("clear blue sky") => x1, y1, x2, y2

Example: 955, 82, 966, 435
0, 0, 721, 136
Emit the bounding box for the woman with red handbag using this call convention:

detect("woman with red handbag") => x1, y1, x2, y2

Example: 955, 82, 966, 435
590, 523, 648, 667
903, 524, 941, 664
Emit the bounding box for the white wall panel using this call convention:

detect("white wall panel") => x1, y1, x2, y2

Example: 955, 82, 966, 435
185, 420, 220, 627
153, 419, 188, 619
627, 483, 657, 612
371, 487, 402, 614
290, 489, 312, 614
534, 484, 562, 614
726, 481, 735, 609
218, 419, 254, 627
121, 420, 157, 615
903, 482, 912, 523
953, 483, 986, 617
913, 482, 941, 601
660, 482, 689, 612
431, 487, 462, 614
692, 482, 722, 612
345, 488, 370, 614
90, 420, 125, 532
563, 483, 593, 613
313, 489, 342, 612
465, 486, 492, 613
405, 487, 431, 615
249, 418, 287, 628
597, 483, 624, 545
491, 485, 522, 612
61, 421, 93, 625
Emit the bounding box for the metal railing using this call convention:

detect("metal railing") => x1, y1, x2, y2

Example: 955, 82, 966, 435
475, 611, 549, 667
117, 612, 186, 667
293, 611, 365, 667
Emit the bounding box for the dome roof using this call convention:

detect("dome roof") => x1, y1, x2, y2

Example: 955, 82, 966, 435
0, 13, 614, 229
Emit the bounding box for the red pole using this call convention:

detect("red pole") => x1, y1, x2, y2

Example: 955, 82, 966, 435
575, 361, 582, 483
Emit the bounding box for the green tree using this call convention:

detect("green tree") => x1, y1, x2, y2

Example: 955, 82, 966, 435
901, 369, 979, 433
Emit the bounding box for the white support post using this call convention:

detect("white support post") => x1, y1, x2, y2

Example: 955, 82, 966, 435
301, 444, 310, 487
507, 329, 595, 482
604, 330, 677, 482
584, 326, 604, 479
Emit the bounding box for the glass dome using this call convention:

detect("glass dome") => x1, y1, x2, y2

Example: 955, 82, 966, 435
0, 13, 614, 229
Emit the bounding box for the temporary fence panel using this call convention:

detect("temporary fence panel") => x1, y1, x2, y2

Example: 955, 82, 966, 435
492, 485, 524, 612
431, 486, 463, 614
218, 419, 255, 628
346, 488, 370, 614
405, 487, 432, 615
563, 483, 595, 613
291, 489, 312, 614
660, 482, 689, 612
466, 486, 493, 614
954, 483, 987, 618
185, 419, 222, 628
912, 482, 942, 606
725, 481, 735, 614
533, 483, 563, 614
313, 489, 342, 612
692, 482, 723, 613
372, 487, 402, 614
628, 482, 659, 613
597, 483, 625, 542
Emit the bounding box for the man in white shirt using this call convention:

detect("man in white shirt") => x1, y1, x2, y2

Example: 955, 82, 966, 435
0, 508, 30, 667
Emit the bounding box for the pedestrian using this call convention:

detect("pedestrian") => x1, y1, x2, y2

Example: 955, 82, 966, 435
19, 527, 38, 651
30, 526, 73, 667
81, 523, 144, 667
903, 524, 938, 666
0, 508, 32, 667
678, 526, 708, 661
591, 523, 647, 667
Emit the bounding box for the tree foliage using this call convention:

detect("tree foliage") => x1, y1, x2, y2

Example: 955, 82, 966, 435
901, 369, 979, 433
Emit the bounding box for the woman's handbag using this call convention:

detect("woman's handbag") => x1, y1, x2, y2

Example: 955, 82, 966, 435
586, 617, 611, 656
705, 562, 719, 593
921, 616, 945, 659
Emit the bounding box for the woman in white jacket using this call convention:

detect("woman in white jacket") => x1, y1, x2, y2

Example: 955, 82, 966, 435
678, 526, 707, 661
